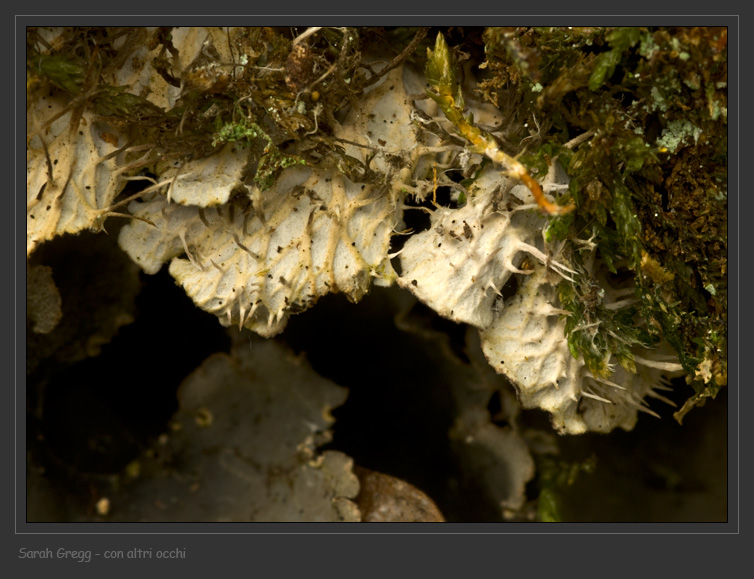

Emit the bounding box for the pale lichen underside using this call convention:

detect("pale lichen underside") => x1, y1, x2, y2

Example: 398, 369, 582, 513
119, 59, 430, 337
26, 95, 130, 256
119, 164, 401, 337
399, 161, 681, 434
398, 173, 551, 329
480, 264, 681, 434
157, 144, 251, 207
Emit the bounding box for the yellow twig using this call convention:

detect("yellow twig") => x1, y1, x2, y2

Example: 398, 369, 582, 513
426, 32, 575, 216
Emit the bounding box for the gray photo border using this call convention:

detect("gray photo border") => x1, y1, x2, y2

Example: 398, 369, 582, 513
12, 6, 741, 575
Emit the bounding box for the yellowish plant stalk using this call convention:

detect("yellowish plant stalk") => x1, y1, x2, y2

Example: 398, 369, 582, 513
426, 32, 574, 215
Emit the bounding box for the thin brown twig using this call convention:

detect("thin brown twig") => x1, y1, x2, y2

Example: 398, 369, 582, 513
360, 27, 429, 90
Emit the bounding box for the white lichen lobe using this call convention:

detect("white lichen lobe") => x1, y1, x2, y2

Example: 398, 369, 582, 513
399, 161, 682, 434
397, 170, 564, 329
26, 95, 132, 256
119, 165, 401, 337
480, 264, 682, 434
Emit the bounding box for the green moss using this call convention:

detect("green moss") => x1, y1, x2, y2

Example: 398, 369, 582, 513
254, 148, 306, 191
588, 27, 641, 91
558, 273, 654, 378
27, 26, 428, 192
211, 118, 269, 148
479, 26, 727, 415
30, 54, 87, 95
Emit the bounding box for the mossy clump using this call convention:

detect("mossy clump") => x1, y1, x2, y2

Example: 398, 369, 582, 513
26, 26, 429, 191
477, 26, 727, 419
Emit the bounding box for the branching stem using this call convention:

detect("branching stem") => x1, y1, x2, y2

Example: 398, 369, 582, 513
426, 32, 575, 216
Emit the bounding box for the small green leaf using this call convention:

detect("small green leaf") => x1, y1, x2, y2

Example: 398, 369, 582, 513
32, 54, 87, 94
426, 32, 457, 98
588, 27, 640, 91
589, 50, 621, 91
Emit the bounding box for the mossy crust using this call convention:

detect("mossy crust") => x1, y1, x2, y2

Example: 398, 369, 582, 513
477, 27, 727, 419
26, 27, 430, 188
26, 26, 727, 420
